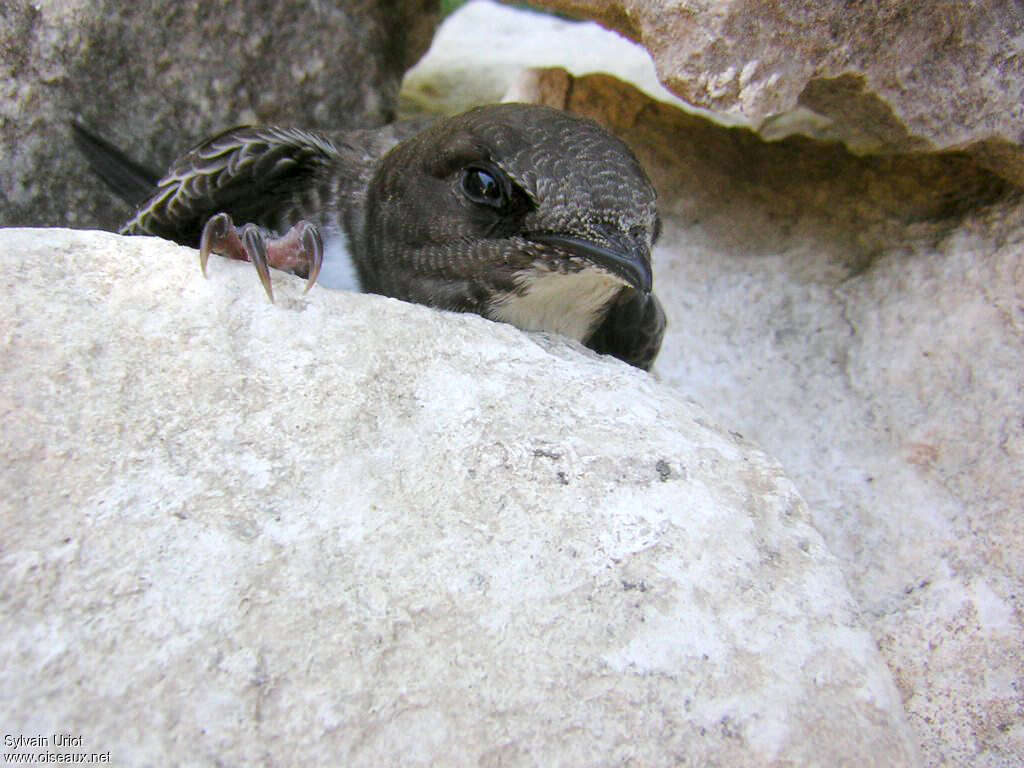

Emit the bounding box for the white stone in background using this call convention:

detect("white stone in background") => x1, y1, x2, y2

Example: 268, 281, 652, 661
654, 198, 1024, 768
1, 229, 918, 766
400, 0, 710, 118
497, 66, 1024, 768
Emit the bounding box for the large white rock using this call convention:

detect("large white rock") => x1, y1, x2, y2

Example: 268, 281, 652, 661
0, 229, 917, 765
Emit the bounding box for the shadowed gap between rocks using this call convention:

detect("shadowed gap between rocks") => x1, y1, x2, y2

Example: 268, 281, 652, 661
535, 70, 1018, 283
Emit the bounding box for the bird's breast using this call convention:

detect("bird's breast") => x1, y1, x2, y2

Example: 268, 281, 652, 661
487, 268, 624, 342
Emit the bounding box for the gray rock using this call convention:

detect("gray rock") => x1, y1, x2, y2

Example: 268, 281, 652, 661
0, 228, 918, 765
0, 0, 438, 231
526, 0, 1024, 186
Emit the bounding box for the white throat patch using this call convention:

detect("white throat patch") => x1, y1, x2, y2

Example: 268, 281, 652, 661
488, 268, 624, 342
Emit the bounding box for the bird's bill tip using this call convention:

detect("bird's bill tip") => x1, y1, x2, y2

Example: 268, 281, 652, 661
528, 233, 653, 294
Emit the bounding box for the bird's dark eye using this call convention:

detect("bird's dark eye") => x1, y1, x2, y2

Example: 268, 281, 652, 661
461, 166, 506, 208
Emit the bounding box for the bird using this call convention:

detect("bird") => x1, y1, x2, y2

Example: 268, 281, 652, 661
72, 104, 666, 370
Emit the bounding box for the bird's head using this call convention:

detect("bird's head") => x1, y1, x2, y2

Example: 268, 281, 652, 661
363, 103, 659, 341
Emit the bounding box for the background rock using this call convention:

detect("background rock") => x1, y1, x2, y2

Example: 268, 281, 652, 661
525, 0, 1024, 186
0, 0, 438, 231
0, 229, 918, 766
4, 0, 1021, 763
510, 67, 1024, 768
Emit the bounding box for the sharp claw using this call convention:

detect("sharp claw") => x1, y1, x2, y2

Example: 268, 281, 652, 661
199, 213, 232, 278
242, 225, 274, 303
302, 225, 324, 293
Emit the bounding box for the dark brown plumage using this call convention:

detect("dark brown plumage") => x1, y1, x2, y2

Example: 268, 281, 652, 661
74, 104, 666, 369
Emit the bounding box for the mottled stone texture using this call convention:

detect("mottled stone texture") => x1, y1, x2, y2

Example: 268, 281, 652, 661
511, 67, 1023, 768
0, 0, 438, 230
0, 229, 919, 766
526, 0, 1024, 186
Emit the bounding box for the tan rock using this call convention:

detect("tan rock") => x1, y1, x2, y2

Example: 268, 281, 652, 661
526, 0, 1024, 186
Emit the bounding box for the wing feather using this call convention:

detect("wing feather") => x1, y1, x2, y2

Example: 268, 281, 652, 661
122, 127, 340, 246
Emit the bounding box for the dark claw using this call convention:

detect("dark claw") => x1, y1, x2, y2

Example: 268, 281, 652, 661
199, 212, 233, 278
302, 224, 324, 293
242, 225, 274, 302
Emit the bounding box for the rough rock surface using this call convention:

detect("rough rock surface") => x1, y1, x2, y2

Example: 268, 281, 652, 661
0, 228, 919, 766
0, 0, 438, 231
526, 0, 1024, 186
507, 68, 1023, 768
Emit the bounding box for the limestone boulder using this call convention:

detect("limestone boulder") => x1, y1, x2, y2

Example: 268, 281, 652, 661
0, 229, 918, 766
526, 0, 1024, 185
0, 0, 438, 231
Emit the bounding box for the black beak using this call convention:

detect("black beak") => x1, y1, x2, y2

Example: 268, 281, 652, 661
529, 233, 653, 294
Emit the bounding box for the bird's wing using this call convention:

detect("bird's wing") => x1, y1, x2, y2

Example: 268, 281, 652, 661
121, 126, 340, 246
71, 121, 163, 208
585, 290, 666, 371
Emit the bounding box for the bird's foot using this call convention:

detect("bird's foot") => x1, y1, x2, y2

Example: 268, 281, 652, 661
199, 213, 323, 302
